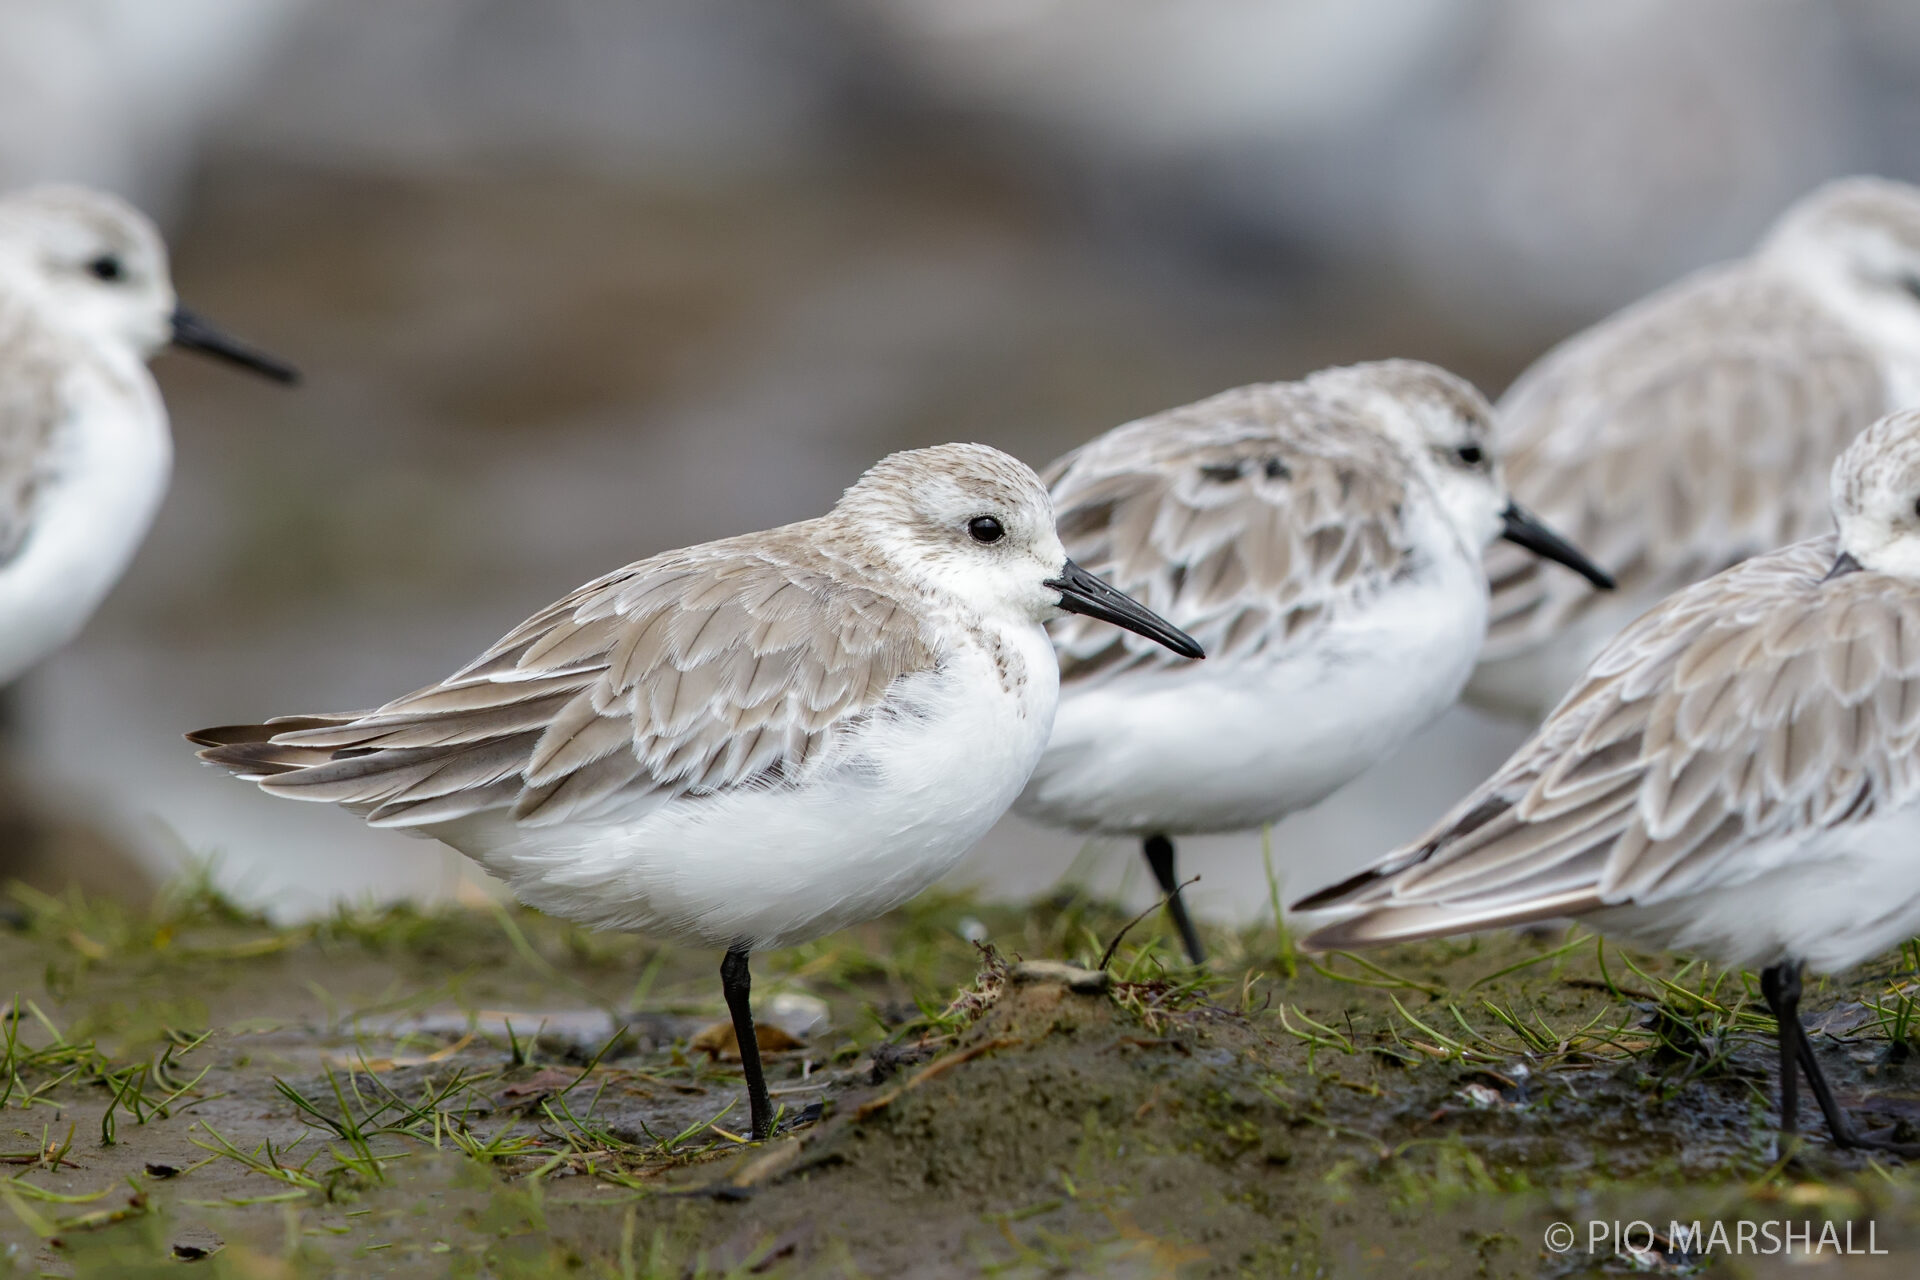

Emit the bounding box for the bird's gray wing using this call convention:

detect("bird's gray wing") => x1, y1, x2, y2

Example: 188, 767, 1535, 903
1303, 537, 1920, 945
1045, 383, 1417, 686
1483, 266, 1887, 661
0, 298, 67, 567
192, 529, 940, 828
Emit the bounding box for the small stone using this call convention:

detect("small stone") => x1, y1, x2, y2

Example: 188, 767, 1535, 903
691, 1021, 804, 1061
1009, 960, 1111, 995
765, 992, 831, 1040
169, 1227, 223, 1261
499, 1067, 580, 1097
1456, 1083, 1502, 1109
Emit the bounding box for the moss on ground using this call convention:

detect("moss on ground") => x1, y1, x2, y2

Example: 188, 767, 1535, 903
0, 876, 1918, 1277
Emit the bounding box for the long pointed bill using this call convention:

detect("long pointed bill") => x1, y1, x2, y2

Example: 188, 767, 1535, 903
170, 304, 301, 384
1499, 502, 1614, 590
1044, 559, 1205, 659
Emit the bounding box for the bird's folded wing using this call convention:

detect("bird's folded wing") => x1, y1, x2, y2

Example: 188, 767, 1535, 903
1303, 537, 1920, 943
1045, 385, 1415, 685
0, 301, 66, 568
1483, 267, 1885, 659
192, 534, 938, 828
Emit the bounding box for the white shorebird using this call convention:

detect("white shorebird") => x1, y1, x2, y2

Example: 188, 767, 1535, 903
1015, 361, 1612, 963
190, 442, 1202, 1139
1299, 408, 1920, 1152
0, 184, 297, 687
1473, 175, 1920, 722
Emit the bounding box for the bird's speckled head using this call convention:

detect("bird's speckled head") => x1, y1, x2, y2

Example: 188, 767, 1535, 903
833, 442, 1203, 657
1761, 176, 1920, 348
830, 442, 1071, 621
1831, 408, 1920, 578
1306, 359, 1506, 549
0, 185, 175, 356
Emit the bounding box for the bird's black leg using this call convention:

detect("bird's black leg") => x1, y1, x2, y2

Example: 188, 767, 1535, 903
1760, 962, 1799, 1140
1142, 834, 1205, 965
1793, 1019, 1871, 1149
721, 945, 773, 1140
1766, 960, 1920, 1156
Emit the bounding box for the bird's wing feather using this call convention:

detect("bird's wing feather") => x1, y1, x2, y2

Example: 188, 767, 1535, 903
192, 529, 940, 828
1483, 266, 1887, 659
1045, 384, 1417, 685
1302, 536, 1920, 945
0, 298, 68, 567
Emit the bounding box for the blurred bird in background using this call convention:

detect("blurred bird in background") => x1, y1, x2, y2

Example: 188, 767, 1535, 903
1471, 177, 1920, 723
0, 184, 293, 894
0, 185, 296, 689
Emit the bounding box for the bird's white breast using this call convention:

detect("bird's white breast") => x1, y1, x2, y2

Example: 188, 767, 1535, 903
0, 353, 170, 686
435, 616, 1061, 949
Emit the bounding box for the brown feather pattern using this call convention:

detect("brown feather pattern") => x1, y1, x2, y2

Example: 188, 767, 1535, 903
193, 523, 941, 828
0, 295, 70, 566
1044, 380, 1419, 684
1304, 536, 1920, 944
1483, 265, 1887, 659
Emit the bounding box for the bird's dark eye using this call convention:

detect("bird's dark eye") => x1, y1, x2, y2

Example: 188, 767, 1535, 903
86, 255, 125, 283
1912, 495, 1920, 519
1455, 443, 1485, 467
967, 516, 1005, 544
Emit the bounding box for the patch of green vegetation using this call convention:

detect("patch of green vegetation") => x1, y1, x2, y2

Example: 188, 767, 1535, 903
5, 868, 1920, 1275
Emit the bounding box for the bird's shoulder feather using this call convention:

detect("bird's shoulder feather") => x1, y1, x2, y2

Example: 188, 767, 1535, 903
193, 526, 944, 827
0, 296, 73, 567
1045, 385, 1419, 684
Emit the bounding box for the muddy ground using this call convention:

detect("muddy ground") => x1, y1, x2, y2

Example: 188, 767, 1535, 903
2, 881, 1919, 1278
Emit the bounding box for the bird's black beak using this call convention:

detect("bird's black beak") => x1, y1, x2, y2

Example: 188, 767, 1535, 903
1045, 559, 1205, 659
169, 304, 300, 385
1499, 502, 1614, 590
1822, 550, 1864, 582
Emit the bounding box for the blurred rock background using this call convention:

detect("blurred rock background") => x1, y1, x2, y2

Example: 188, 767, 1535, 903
5, 0, 1919, 922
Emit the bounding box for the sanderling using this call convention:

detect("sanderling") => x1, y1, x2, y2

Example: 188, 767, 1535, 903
1298, 407, 1920, 1152
1473, 175, 1920, 722
0, 184, 297, 687
189, 442, 1201, 1139
1014, 361, 1611, 964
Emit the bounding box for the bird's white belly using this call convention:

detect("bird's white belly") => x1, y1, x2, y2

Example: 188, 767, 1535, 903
1018, 564, 1487, 836
435, 628, 1059, 950
0, 370, 170, 686
1586, 805, 1920, 975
